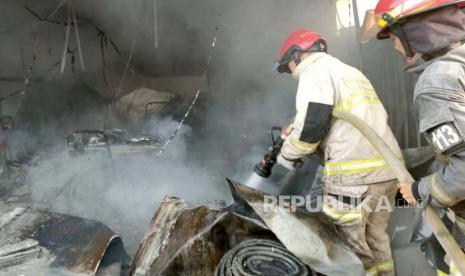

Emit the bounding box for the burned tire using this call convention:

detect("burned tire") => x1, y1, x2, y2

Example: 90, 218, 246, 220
215, 239, 314, 276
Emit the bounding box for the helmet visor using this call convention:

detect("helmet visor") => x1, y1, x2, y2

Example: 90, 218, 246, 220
275, 45, 301, 74
273, 62, 291, 74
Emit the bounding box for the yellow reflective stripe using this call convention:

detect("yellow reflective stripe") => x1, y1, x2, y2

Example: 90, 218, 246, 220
335, 92, 381, 111
324, 157, 389, 175
365, 266, 378, 276
325, 164, 388, 175
322, 203, 362, 223
428, 174, 458, 207
437, 269, 449, 276
450, 261, 462, 276
365, 258, 394, 276
377, 258, 394, 272
288, 137, 319, 154
435, 153, 451, 165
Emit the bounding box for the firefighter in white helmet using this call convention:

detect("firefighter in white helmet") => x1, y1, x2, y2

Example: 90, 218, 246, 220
275, 29, 403, 276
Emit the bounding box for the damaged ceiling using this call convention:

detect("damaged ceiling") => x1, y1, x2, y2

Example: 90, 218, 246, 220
0, 0, 418, 154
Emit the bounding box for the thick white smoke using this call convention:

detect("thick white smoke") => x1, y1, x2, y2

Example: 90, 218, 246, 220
26, 116, 229, 254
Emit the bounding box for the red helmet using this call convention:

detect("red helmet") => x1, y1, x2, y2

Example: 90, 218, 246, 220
374, 0, 465, 39
359, 0, 465, 43
276, 29, 327, 74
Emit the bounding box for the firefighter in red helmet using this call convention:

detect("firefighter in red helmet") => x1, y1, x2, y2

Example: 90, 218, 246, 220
275, 29, 402, 275
361, 0, 465, 274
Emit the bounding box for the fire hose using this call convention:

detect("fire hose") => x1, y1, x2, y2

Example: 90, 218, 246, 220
332, 109, 465, 275
215, 239, 313, 276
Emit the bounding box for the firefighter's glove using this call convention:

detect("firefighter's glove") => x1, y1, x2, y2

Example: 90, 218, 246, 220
277, 154, 301, 171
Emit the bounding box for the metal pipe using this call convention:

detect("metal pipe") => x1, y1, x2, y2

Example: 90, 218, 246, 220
60, 13, 71, 74
332, 109, 465, 275
71, 0, 85, 71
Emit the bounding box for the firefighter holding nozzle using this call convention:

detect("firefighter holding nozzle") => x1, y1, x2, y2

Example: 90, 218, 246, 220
274, 29, 402, 275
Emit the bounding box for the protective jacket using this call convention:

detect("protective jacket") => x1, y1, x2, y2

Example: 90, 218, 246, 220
281, 52, 402, 197
409, 43, 465, 207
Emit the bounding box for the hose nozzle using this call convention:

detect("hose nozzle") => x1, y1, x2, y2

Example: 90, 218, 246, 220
254, 158, 274, 178
253, 127, 288, 178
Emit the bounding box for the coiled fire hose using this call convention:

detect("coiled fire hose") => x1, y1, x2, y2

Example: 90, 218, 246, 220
215, 239, 313, 276
332, 109, 465, 275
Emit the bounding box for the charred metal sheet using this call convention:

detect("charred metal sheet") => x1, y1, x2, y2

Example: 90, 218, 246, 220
131, 196, 189, 275
132, 180, 365, 276
0, 239, 40, 270
19, 210, 119, 274
0, 207, 27, 229
0, 205, 121, 275
132, 197, 227, 275
227, 179, 365, 276
131, 196, 274, 276
0, 239, 38, 257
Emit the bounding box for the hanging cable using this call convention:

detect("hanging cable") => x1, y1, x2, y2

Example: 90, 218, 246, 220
155, 90, 200, 158
152, 20, 220, 159
141, 0, 222, 160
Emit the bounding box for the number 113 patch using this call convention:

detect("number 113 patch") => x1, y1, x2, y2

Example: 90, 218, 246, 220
427, 123, 465, 154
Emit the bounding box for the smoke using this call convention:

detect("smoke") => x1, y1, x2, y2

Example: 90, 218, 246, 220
25, 116, 229, 254
0, 0, 420, 264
